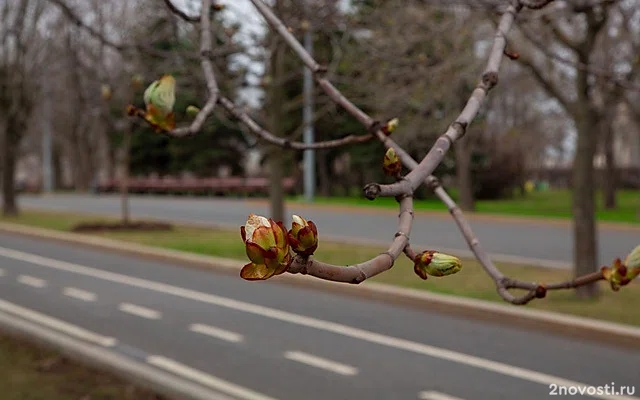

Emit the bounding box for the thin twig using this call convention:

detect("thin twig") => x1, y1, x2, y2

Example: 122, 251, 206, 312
47, 0, 196, 60
162, 0, 200, 22
163, 0, 219, 137
427, 176, 612, 305
287, 195, 414, 283
366, 1, 521, 197
218, 96, 375, 150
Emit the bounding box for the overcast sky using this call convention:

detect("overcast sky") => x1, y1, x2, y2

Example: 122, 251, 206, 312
172, 0, 266, 40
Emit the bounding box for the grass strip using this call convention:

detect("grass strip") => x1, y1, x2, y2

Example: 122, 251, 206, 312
0, 329, 169, 400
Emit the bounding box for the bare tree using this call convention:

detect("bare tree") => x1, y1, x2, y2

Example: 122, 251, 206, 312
509, 1, 617, 299
0, 0, 47, 216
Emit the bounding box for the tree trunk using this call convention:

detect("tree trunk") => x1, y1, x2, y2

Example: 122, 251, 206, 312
572, 115, 600, 299
107, 141, 116, 181
120, 129, 132, 225
602, 116, 616, 209
267, 146, 285, 222
53, 143, 63, 190
72, 143, 89, 191
1, 130, 18, 216
455, 134, 475, 211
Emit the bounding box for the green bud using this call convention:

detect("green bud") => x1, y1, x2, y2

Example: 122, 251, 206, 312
240, 214, 292, 281
144, 75, 176, 117
186, 105, 201, 118
414, 250, 462, 279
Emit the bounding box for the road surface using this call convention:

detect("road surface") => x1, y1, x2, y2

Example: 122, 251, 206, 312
18, 193, 640, 268
0, 232, 638, 399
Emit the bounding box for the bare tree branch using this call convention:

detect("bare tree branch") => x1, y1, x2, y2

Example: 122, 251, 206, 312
162, 0, 200, 22
127, 0, 220, 137
517, 23, 640, 92
287, 195, 414, 283
47, 0, 235, 62
218, 96, 374, 150
515, 47, 578, 115
234, 0, 633, 303
543, 14, 582, 51
86, 0, 635, 303
355, 1, 520, 197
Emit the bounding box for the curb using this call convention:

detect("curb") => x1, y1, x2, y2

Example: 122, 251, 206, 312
1, 222, 639, 350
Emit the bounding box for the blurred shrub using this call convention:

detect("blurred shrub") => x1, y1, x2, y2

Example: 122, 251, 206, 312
471, 133, 526, 200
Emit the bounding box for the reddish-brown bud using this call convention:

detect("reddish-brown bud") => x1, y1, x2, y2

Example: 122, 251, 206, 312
126, 105, 137, 116
535, 285, 547, 298
381, 118, 399, 136
287, 215, 318, 257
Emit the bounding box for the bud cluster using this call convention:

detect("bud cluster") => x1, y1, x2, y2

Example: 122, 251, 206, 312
240, 213, 319, 281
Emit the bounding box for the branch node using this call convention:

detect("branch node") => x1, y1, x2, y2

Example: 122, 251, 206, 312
481, 71, 499, 91
363, 183, 381, 200
380, 251, 395, 268
368, 120, 383, 135
394, 192, 412, 203
451, 121, 468, 138
499, 277, 511, 288
425, 175, 440, 190
394, 231, 409, 241
535, 285, 547, 298
315, 64, 329, 74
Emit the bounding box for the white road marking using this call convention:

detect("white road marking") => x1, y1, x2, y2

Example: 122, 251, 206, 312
118, 303, 161, 320
0, 246, 637, 400
147, 355, 277, 400
63, 287, 97, 302
189, 323, 243, 343
419, 391, 465, 400
0, 298, 116, 347
284, 351, 358, 376
17, 274, 47, 288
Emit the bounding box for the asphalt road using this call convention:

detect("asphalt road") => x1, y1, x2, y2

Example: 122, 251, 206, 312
0, 232, 638, 400
18, 193, 640, 268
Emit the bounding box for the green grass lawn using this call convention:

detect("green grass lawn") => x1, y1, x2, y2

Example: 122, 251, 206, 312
0, 330, 169, 400
287, 189, 640, 224
2, 210, 639, 327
